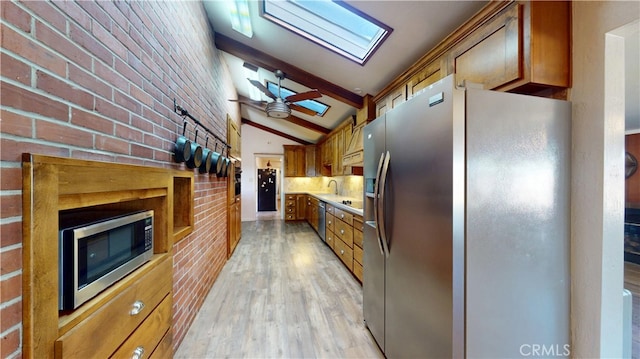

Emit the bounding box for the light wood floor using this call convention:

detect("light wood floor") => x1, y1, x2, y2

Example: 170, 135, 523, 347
175, 220, 384, 358
624, 262, 640, 358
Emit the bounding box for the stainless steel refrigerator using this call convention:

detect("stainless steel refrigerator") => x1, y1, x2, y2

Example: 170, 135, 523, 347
363, 74, 570, 358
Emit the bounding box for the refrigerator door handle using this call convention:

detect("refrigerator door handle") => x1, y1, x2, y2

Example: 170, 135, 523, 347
379, 151, 391, 258
373, 152, 386, 256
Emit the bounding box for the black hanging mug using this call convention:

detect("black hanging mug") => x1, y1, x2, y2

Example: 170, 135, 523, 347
186, 129, 203, 169
174, 120, 192, 163
199, 136, 213, 174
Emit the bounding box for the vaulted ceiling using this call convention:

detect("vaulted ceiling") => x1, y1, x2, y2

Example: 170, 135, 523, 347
203, 1, 488, 144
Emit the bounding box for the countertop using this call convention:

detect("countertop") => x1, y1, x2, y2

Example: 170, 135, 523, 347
286, 192, 364, 216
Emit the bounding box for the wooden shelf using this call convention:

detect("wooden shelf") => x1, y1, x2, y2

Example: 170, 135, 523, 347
21, 154, 192, 359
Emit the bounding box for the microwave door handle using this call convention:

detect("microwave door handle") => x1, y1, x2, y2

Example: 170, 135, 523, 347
373, 152, 386, 256
379, 151, 391, 258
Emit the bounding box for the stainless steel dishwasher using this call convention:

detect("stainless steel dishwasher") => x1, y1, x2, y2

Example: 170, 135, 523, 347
318, 201, 326, 242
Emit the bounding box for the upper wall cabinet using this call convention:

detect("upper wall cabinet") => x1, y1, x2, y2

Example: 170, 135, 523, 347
374, 1, 571, 116
228, 114, 241, 159
448, 1, 570, 93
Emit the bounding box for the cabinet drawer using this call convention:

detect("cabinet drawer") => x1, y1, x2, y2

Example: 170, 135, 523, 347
353, 215, 364, 232
150, 328, 173, 359
111, 294, 171, 359
286, 194, 296, 201
285, 214, 296, 221
285, 200, 296, 207
334, 220, 353, 248
354, 244, 363, 265
326, 230, 335, 250
326, 213, 335, 233
335, 238, 353, 271
353, 261, 363, 282
285, 207, 295, 214
353, 228, 363, 249
334, 208, 353, 226
55, 256, 172, 358
326, 204, 334, 215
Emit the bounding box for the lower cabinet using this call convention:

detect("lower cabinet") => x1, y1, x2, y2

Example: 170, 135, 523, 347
55, 256, 172, 358
228, 198, 241, 257
325, 204, 363, 283
285, 194, 297, 221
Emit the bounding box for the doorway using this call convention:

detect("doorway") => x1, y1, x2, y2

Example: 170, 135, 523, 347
255, 155, 283, 220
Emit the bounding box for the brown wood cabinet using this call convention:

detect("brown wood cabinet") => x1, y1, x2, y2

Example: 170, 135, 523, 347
284, 193, 297, 221
22, 155, 191, 359
283, 145, 306, 177
296, 194, 307, 220
227, 160, 241, 258
228, 114, 241, 159
449, 1, 570, 93
374, 1, 571, 115
324, 203, 363, 283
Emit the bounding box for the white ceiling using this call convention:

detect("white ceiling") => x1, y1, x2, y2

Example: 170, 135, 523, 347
203, 0, 488, 144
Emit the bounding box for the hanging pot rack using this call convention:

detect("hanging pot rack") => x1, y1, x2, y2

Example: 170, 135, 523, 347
173, 99, 231, 151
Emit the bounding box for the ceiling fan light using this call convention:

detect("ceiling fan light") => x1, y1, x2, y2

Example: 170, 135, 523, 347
265, 100, 291, 118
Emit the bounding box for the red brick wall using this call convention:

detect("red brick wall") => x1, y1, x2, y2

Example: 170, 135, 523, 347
627, 133, 640, 203
0, 1, 238, 356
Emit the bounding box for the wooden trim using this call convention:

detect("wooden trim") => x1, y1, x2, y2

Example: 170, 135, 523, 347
241, 118, 312, 145
215, 33, 364, 108
373, 0, 513, 102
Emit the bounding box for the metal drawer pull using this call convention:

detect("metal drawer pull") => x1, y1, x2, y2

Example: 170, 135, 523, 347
130, 300, 145, 315
340, 249, 344, 255
132, 346, 145, 359
340, 229, 344, 234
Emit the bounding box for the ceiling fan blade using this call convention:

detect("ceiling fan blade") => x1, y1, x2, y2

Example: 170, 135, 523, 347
285, 89, 322, 103
228, 99, 268, 106
289, 103, 318, 116
248, 79, 277, 100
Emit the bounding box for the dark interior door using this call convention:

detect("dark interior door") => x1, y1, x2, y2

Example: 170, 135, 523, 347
257, 169, 276, 211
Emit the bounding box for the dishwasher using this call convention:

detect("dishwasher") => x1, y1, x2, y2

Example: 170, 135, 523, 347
318, 201, 326, 242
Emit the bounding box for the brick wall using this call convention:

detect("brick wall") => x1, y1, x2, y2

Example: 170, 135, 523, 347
0, 1, 238, 357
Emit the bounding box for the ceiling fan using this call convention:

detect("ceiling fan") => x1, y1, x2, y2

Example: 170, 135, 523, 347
230, 70, 322, 118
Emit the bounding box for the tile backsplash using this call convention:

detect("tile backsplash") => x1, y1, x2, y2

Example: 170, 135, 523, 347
284, 176, 363, 199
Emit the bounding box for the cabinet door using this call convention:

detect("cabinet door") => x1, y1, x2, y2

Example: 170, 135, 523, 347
295, 146, 306, 176
283, 146, 296, 177
333, 130, 344, 176
450, 4, 520, 90
296, 195, 307, 220
407, 58, 444, 98
376, 86, 406, 117
305, 145, 316, 177
322, 137, 333, 166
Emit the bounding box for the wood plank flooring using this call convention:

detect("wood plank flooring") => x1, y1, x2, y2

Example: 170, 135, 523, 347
175, 220, 383, 358
624, 262, 640, 358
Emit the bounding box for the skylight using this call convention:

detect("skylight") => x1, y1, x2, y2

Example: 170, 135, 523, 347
267, 81, 329, 116
261, 0, 392, 65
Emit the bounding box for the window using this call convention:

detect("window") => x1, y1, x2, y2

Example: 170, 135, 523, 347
261, 0, 392, 65
267, 81, 329, 116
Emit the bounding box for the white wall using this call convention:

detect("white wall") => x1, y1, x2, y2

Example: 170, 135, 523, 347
571, 2, 639, 357
240, 124, 300, 221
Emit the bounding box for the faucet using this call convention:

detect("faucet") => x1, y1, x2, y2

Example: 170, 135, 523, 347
327, 179, 338, 195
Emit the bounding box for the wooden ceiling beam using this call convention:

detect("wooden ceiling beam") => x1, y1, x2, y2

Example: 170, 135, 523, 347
241, 118, 312, 146
215, 33, 363, 109
237, 95, 331, 135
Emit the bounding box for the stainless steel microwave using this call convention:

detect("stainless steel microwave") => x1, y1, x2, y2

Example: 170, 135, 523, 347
58, 210, 153, 310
